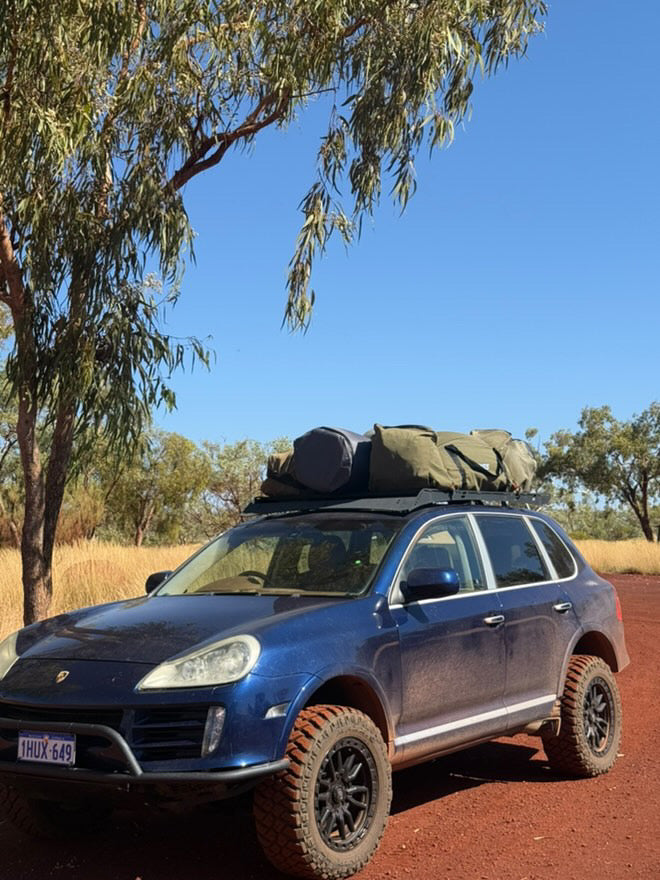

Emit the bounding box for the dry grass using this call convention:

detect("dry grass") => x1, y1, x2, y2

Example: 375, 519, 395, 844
1, 538, 659, 640
0, 543, 199, 639
575, 538, 660, 577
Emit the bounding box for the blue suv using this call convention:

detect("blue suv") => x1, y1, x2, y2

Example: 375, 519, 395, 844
0, 491, 628, 879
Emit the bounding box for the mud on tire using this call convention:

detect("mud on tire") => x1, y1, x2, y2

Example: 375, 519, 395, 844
543, 654, 623, 778
0, 784, 111, 839
253, 704, 392, 880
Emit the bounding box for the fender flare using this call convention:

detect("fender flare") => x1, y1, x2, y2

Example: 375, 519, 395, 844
557, 626, 620, 692
275, 664, 395, 757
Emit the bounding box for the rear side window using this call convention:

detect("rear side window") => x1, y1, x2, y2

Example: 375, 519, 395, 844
475, 515, 549, 588
529, 519, 576, 579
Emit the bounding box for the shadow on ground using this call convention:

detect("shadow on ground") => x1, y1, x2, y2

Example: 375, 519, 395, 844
0, 738, 558, 880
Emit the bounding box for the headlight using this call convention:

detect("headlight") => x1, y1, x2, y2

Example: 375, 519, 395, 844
0, 631, 19, 682
136, 635, 260, 690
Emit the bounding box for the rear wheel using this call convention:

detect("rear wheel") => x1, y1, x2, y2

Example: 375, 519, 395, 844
542, 654, 622, 777
254, 705, 391, 879
0, 785, 111, 839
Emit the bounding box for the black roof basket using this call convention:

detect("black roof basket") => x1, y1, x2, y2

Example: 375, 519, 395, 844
243, 489, 549, 517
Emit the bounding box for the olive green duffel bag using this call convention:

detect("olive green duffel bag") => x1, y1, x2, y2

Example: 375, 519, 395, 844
470, 429, 537, 492
260, 450, 308, 498
369, 425, 535, 494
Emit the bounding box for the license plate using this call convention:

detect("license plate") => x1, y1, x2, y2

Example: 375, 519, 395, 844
18, 731, 76, 766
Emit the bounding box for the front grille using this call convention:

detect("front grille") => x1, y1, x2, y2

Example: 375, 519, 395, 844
0, 702, 124, 731
129, 707, 209, 762
0, 702, 212, 767
0, 701, 128, 772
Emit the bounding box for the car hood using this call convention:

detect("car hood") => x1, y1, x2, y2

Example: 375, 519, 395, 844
15, 594, 345, 665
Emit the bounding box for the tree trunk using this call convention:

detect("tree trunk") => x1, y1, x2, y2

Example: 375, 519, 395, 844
11, 315, 76, 623
134, 502, 154, 547
8, 519, 20, 549
18, 396, 50, 624
626, 496, 654, 542
1, 197, 53, 624
638, 512, 654, 542
18, 415, 77, 623
135, 499, 156, 547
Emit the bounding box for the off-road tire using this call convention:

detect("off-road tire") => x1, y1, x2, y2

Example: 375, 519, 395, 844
543, 654, 622, 777
0, 784, 111, 839
253, 705, 392, 880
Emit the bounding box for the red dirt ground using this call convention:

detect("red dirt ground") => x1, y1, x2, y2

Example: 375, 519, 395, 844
1, 574, 659, 880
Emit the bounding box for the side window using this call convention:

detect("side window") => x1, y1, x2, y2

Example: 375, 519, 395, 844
529, 519, 576, 579
402, 516, 486, 592
475, 515, 549, 588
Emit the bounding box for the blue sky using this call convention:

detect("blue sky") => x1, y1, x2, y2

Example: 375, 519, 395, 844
157, 1, 660, 450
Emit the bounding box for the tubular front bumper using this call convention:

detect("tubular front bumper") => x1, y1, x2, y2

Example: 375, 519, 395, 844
0, 716, 288, 787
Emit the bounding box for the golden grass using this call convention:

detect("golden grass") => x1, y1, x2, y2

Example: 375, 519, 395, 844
0, 538, 659, 640
575, 538, 660, 576
0, 543, 199, 640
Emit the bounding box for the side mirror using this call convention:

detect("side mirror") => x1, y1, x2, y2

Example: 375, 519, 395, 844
145, 570, 173, 595
401, 567, 460, 602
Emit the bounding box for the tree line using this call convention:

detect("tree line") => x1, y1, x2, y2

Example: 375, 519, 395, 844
0, 401, 657, 551
0, 419, 290, 548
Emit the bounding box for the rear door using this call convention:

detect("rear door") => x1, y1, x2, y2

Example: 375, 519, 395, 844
390, 514, 507, 761
472, 513, 580, 731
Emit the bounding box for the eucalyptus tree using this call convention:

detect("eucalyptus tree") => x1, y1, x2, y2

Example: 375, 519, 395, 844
104, 430, 210, 547
542, 404, 660, 542
192, 437, 291, 537
0, 0, 546, 623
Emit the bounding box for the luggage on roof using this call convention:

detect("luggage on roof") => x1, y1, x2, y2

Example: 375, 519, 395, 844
261, 450, 307, 498
261, 427, 370, 497
293, 427, 370, 494
260, 424, 536, 499
369, 425, 536, 493
470, 429, 537, 492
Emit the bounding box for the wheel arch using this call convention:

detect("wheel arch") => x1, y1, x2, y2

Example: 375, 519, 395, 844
571, 630, 620, 672
303, 674, 393, 758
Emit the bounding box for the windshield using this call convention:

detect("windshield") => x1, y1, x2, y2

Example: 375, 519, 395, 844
157, 513, 402, 598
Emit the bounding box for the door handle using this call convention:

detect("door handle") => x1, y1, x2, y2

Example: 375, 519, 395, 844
553, 602, 573, 613
483, 614, 505, 626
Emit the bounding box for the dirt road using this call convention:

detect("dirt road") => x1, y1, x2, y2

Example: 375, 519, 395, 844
1, 574, 659, 880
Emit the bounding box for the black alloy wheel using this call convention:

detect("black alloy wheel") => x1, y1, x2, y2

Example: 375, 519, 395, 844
314, 736, 377, 851
583, 676, 614, 755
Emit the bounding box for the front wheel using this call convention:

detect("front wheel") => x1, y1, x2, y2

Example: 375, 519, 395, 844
542, 654, 623, 777
254, 705, 392, 879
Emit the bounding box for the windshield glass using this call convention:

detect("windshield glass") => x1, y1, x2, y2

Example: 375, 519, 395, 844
157, 513, 402, 598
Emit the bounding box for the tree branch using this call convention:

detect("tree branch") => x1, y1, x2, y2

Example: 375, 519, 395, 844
0, 192, 24, 317
169, 90, 291, 190
0, 432, 18, 474
167, 7, 372, 192
1, 34, 16, 128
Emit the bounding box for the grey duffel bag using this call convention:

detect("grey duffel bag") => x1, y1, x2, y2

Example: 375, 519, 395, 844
293, 427, 370, 494
261, 427, 371, 497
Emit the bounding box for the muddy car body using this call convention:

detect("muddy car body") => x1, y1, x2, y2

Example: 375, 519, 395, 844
0, 491, 629, 878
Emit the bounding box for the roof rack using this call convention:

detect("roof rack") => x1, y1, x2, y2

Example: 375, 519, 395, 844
242, 489, 549, 517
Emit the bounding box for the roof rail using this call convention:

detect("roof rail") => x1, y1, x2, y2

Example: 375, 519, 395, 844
242, 489, 549, 517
